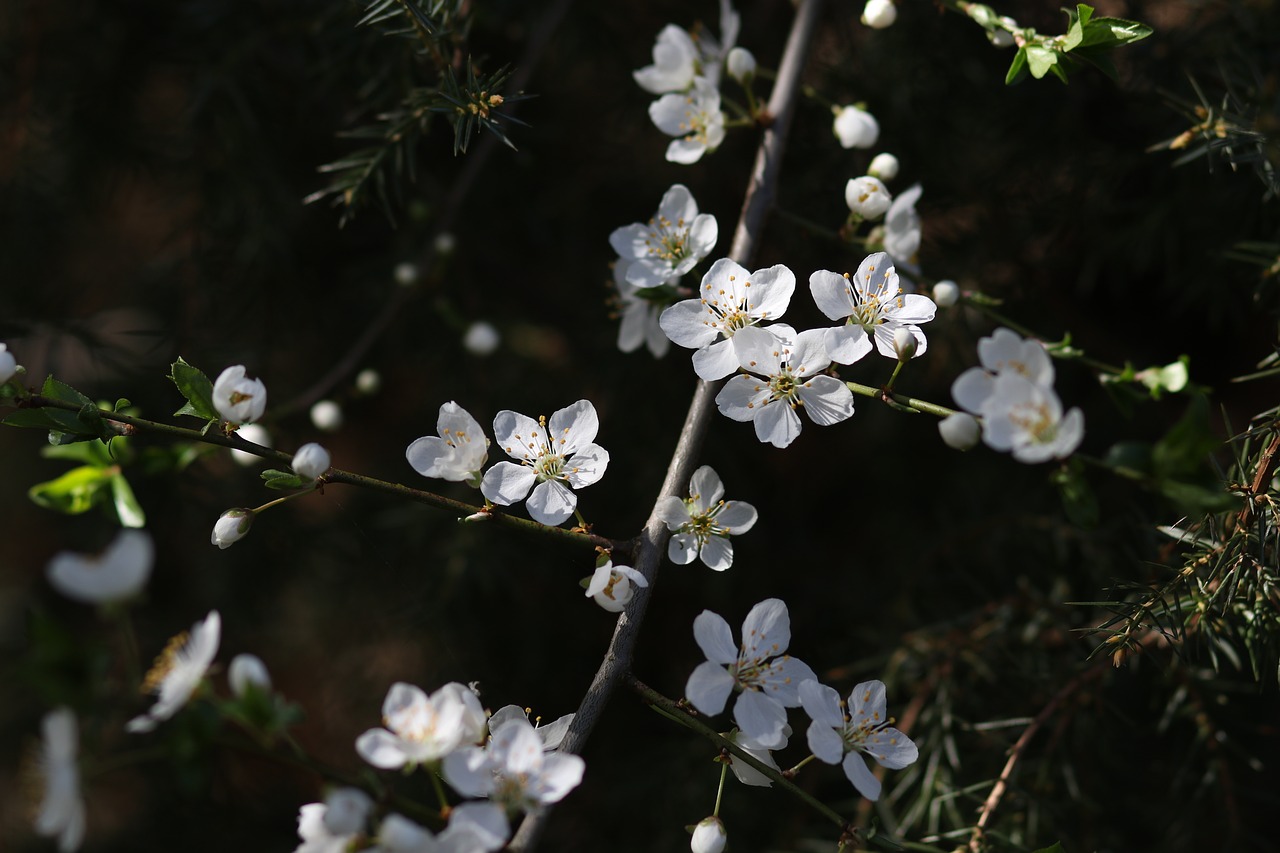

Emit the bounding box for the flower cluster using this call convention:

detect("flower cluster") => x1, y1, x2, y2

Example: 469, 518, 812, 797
947, 327, 1085, 462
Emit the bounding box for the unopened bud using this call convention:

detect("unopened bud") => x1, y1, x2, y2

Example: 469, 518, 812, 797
229, 653, 272, 697
845, 176, 893, 219
867, 152, 899, 181
292, 442, 332, 480
394, 262, 420, 287
691, 817, 727, 853
833, 105, 879, 149
938, 412, 981, 450
862, 0, 897, 29
309, 399, 344, 432
932, 280, 960, 307
211, 509, 255, 549
433, 232, 457, 256
463, 321, 501, 356
0, 343, 17, 385
726, 47, 756, 84
892, 328, 918, 361
355, 368, 381, 395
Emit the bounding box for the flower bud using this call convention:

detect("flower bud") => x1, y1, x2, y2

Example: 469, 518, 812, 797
229, 653, 272, 697
938, 412, 981, 450
0, 343, 17, 385
292, 442, 331, 480
433, 232, 457, 256
211, 509, 255, 549
355, 368, 381, 395
463, 321, 501, 356
212, 365, 267, 425
845, 176, 893, 219
832, 105, 879, 149
726, 47, 756, 84
309, 399, 344, 432
867, 152, 899, 181
965, 2, 997, 27
932, 279, 960, 307
989, 23, 1015, 47
893, 328, 918, 361
862, 0, 897, 29
394, 262, 420, 287
691, 817, 727, 853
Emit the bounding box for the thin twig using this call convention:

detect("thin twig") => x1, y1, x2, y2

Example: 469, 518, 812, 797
506, 1, 825, 848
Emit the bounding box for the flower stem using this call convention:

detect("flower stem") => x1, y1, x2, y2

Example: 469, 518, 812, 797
844, 382, 959, 418
786, 753, 818, 775
712, 757, 728, 817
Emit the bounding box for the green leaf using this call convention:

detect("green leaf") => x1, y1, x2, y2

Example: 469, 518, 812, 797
111, 474, 146, 528
261, 469, 310, 491
1076, 16, 1152, 48
1026, 46, 1060, 79
41, 440, 114, 466
29, 466, 114, 515
1005, 46, 1029, 85
42, 376, 93, 408
170, 358, 221, 421
1063, 4, 1093, 50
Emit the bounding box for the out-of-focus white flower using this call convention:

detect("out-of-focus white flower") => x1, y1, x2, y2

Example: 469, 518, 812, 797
951, 327, 1055, 412
585, 560, 649, 612
213, 365, 267, 425
480, 400, 609, 527
463, 321, 501, 356
46, 529, 153, 605
833, 105, 879, 149
0, 343, 18, 385
932, 280, 960, 307
231, 423, 271, 466
614, 262, 672, 358
800, 679, 918, 801
883, 184, 922, 267
650, 78, 726, 165
127, 611, 221, 733
394, 263, 420, 287
656, 465, 757, 570
867, 152, 899, 181
211, 509, 254, 549
726, 47, 756, 83
34, 707, 85, 853
309, 400, 343, 432
938, 412, 981, 450
990, 17, 1018, 47
294, 788, 373, 853
370, 804, 509, 853
727, 725, 790, 787
690, 816, 728, 853
356, 682, 486, 770
406, 402, 489, 486
434, 232, 457, 256
229, 653, 272, 697
634, 24, 700, 94
443, 717, 586, 810
487, 705, 574, 752
292, 443, 331, 480
355, 368, 382, 395
862, 0, 898, 29
609, 184, 718, 288
810, 252, 936, 363
845, 176, 893, 219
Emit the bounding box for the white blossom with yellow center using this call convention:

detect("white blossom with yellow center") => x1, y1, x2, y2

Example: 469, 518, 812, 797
406, 401, 490, 486
799, 679, 918, 802
609, 184, 718, 288
356, 682, 486, 770
656, 465, 757, 570
127, 610, 221, 733
810, 251, 936, 364
648, 77, 726, 165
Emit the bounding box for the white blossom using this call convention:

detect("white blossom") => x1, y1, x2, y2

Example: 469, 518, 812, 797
614, 262, 672, 358
309, 400, 343, 432
685, 598, 817, 748
932, 280, 960, 307
212, 365, 267, 425
34, 707, 85, 853
292, 442, 331, 480
799, 679, 918, 801
726, 47, 756, 83
862, 0, 898, 29
487, 705, 574, 752
610, 184, 718, 288
727, 725, 789, 787
0, 343, 17, 385
938, 412, 981, 450
443, 717, 586, 811
634, 24, 700, 94
231, 423, 271, 466
810, 252, 936, 363
293, 788, 372, 853
463, 321, 501, 356
844, 175, 893, 219
211, 508, 254, 549
480, 400, 609, 527
46, 528, 153, 605
406, 402, 490, 487
833, 105, 879, 149
660, 258, 795, 380
649, 78, 726, 165
229, 653, 272, 697
585, 560, 649, 612
356, 682, 486, 770
369, 804, 509, 853
127, 610, 221, 733
690, 817, 727, 853
883, 183, 922, 267
656, 465, 757, 570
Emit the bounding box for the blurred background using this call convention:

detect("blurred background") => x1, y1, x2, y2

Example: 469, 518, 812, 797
2, 0, 1277, 850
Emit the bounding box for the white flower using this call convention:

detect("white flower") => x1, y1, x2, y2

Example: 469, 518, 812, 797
406, 402, 490, 487
394, 263, 420, 287
867, 152, 899, 181
443, 717, 586, 811
810, 252, 936, 363
294, 788, 372, 853
660, 258, 796, 380
799, 679, 918, 801
938, 412, 981, 450
292, 442, 331, 480
975, 372, 1085, 462
488, 705, 574, 752
34, 707, 85, 853
370, 804, 509, 853
229, 653, 272, 697
309, 400, 343, 432
127, 610, 221, 733
727, 725, 789, 787
614, 262, 672, 358
650, 78, 726, 165
833, 105, 879, 149
211, 508, 254, 549
685, 598, 817, 748
950, 328, 1055, 412
0, 343, 17, 385
46, 528, 153, 605
844, 175, 893, 219
585, 560, 649, 612
715, 326, 854, 449
656, 465, 757, 570
231, 423, 271, 466
356, 682, 486, 770
434, 232, 458, 256
690, 816, 728, 853
212, 365, 267, 425
463, 321, 501, 356
355, 368, 382, 395
862, 0, 898, 28
634, 24, 700, 94
883, 184, 922, 267
480, 400, 609, 527
610, 184, 718, 288
932, 279, 960, 307
726, 47, 756, 83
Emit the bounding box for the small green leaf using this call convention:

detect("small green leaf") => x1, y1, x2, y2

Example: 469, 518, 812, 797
1005, 46, 1029, 85
1026, 46, 1060, 79
111, 474, 146, 528
114, 398, 132, 412
261, 469, 309, 491
42, 376, 93, 408
41, 440, 114, 466
29, 466, 114, 515
170, 358, 221, 421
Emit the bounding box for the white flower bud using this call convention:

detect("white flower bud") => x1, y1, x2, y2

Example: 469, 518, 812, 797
932, 279, 960, 307
355, 368, 381, 395
832, 105, 879, 149
893, 328, 918, 361
433, 232, 457, 256
231, 423, 271, 467
726, 47, 756, 83
0, 343, 17, 385
867, 152, 900, 181
212, 365, 267, 425
845, 176, 893, 219
229, 653, 272, 697
463, 321, 501, 356
989, 25, 1015, 47
965, 3, 997, 26
862, 0, 897, 29
292, 442, 331, 480
309, 399, 344, 432
938, 412, 981, 450
691, 817, 727, 853
211, 509, 255, 549
393, 262, 420, 287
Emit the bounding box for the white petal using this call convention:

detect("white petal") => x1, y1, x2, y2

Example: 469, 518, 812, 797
564, 443, 609, 488
355, 728, 410, 769
692, 610, 739, 663
526, 480, 577, 526
842, 752, 883, 800
715, 375, 770, 423
665, 137, 708, 165
863, 726, 919, 770
692, 338, 743, 381
442, 746, 495, 798
824, 325, 874, 365
744, 264, 796, 321
688, 465, 724, 512
741, 598, 790, 658
548, 400, 598, 454
951, 367, 995, 414
753, 400, 802, 448
532, 752, 586, 804
685, 661, 735, 715
656, 183, 697, 224
732, 689, 787, 749
848, 680, 889, 725
667, 532, 699, 565
798, 376, 855, 427
759, 656, 817, 706
715, 501, 757, 533
491, 411, 546, 461
699, 536, 733, 571
480, 462, 536, 506
660, 300, 721, 349
584, 565, 613, 598
806, 719, 846, 765
655, 495, 690, 529
608, 222, 652, 262
809, 269, 856, 320
799, 680, 847, 728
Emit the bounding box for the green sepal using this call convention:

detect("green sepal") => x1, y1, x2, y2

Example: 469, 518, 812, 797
170, 357, 221, 421
261, 469, 309, 491
28, 465, 114, 515
1005, 47, 1029, 85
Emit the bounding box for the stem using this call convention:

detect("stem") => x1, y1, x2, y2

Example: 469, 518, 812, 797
712, 760, 728, 817
844, 382, 959, 418
884, 360, 906, 393
786, 753, 818, 775
505, 2, 826, 848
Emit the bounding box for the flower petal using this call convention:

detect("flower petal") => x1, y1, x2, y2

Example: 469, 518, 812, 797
716, 500, 757, 533
688, 465, 724, 512
863, 726, 919, 770
686, 660, 735, 715
715, 375, 770, 423
564, 443, 609, 488
732, 689, 788, 749
806, 719, 846, 765
660, 299, 722, 349
667, 532, 699, 565
798, 376, 855, 427
753, 399, 802, 448
843, 752, 883, 800
693, 610, 738, 663
799, 680, 846, 728
699, 536, 733, 571
480, 462, 536, 506
525, 480, 577, 526
741, 598, 790, 659
355, 727, 410, 769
